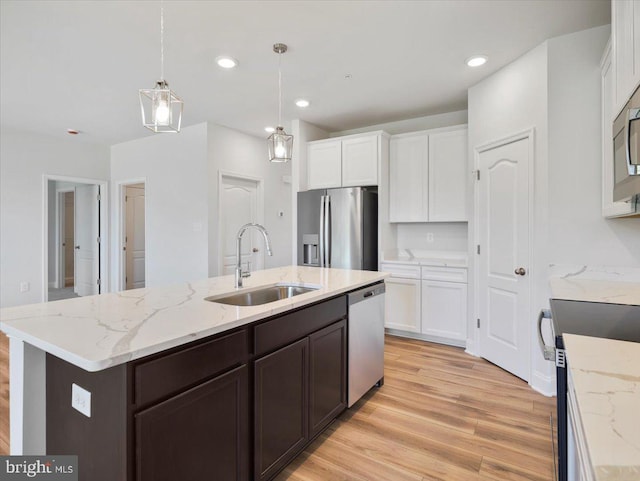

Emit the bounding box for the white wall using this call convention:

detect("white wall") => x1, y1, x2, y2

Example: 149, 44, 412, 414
110, 123, 209, 289
547, 26, 640, 267
207, 123, 292, 276
331, 110, 468, 137
0, 128, 110, 308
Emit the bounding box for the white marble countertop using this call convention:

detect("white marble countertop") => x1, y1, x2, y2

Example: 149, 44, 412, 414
0, 266, 387, 372
381, 249, 468, 268
550, 278, 640, 306
564, 334, 640, 481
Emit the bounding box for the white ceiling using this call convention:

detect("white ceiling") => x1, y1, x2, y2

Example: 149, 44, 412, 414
0, 0, 610, 146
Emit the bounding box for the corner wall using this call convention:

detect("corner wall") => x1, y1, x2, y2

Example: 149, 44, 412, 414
0, 128, 110, 308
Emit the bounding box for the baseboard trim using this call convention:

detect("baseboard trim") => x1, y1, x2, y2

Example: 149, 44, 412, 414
530, 369, 556, 397
48, 281, 56, 289
385, 328, 466, 348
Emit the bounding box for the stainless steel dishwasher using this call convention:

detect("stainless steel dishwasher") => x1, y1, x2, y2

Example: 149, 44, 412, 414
348, 282, 385, 407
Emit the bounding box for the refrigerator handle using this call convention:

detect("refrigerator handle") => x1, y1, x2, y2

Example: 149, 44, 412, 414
326, 195, 332, 267
319, 195, 325, 267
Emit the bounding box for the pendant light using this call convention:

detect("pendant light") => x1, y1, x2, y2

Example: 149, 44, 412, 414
267, 43, 293, 162
139, 1, 183, 133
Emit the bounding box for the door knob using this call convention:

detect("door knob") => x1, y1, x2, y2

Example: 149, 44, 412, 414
75, 245, 81, 250
252, 248, 259, 252
514, 267, 526, 276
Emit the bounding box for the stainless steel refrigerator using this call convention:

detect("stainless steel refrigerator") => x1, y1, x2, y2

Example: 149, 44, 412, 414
297, 187, 378, 270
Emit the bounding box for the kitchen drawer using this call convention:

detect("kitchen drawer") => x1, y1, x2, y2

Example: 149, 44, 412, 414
134, 329, 249, 407
380, 262, 421, 279
254, 296, 347, 357
421, 266, 467, 283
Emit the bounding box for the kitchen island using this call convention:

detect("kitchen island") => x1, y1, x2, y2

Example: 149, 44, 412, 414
0, 265, 387, 481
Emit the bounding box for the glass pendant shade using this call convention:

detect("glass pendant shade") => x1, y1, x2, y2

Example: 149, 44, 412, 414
139, 80, 183, 133
268, 127, 293, 162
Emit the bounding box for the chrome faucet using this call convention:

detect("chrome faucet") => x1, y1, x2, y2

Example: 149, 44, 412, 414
235, 223, 273, 288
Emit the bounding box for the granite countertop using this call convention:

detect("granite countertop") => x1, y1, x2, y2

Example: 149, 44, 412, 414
381, 249, 468, 268
0, 266, 387, 372
549, 278, 640, 306
563, 334, 640, 481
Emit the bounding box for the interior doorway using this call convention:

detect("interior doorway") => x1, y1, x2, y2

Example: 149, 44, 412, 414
123, 183, 146, 290
218, 172, 264, 276
45, 176, 108, 302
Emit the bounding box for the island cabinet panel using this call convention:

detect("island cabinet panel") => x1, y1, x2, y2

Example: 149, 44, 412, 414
46, 354, 128, 481
309, 319, 347, 437
254, 338, 309, 481
134, 329, 248, 408
135, 365, 249, 481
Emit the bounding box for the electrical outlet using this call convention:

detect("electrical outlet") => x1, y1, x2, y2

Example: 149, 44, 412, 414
19, 281, 30, 293
71, 383, 91, 417
426, 233, 434, 243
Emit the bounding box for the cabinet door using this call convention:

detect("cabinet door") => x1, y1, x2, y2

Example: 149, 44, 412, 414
421, 280, 467, 342
613, 0, 636, 114
428, 128, 468, 221
342, 135, 379, 186
308, 141, 342, 189
384, 277, 421, 333
309, 320, 347, 438
135, 365, 249, 481
254, 338, 309, 481
389, 134, 428, 222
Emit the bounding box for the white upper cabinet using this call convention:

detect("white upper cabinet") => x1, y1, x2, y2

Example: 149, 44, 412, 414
612, 0, 640, 115
307, 132, 383, 190
428, 128, 468, 222
389, 125, 468, 223
307, 141, 342, 189
389, 133, 429, 222
341, 135, 378, 187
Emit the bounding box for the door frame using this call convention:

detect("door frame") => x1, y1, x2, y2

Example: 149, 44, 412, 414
217, 171, 265, 276
42, 174, 109, 302
115, 178, 147, 292
55, 188, 74, 289
471, 128, 535, 379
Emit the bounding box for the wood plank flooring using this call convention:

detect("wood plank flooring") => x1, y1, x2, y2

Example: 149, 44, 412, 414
0, 333, 556, 479
276, 335, 556, 481
0, 332, 9, 455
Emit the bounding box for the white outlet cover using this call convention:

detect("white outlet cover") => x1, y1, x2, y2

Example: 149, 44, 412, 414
71, 383, 91, 417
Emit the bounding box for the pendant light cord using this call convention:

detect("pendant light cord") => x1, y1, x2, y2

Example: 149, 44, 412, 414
278, 51, 282, 127
160, 0, 164, 81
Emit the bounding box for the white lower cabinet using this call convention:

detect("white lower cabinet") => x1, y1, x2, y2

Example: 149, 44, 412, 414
421, 280, 467, 343
381, 262, 467, 346
567, 371, 595, 481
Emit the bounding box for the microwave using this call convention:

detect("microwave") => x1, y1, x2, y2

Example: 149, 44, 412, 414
613, 85, 640, 201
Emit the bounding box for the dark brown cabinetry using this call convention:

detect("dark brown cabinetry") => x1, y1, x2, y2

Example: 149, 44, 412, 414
254, 338, 309, 481
46, 293, 355, 481
136, 365, 249, 481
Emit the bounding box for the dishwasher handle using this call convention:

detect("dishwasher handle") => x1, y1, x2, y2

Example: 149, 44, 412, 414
348, 283, 385, 305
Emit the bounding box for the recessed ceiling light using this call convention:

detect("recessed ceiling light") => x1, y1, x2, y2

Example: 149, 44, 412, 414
295, 99, 310, 108
466, 55, 488, 67
215, 56, 238, 69
265, 126, 275, 133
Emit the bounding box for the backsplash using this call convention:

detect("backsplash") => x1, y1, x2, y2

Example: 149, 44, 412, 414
396, 222, 468, 252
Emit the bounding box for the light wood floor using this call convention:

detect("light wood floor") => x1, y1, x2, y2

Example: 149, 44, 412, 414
0, 333, 557, 479
276, 335, 557, 481
0, 332, 9, 455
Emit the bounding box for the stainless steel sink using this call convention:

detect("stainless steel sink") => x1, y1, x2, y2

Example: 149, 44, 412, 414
204, 283, 320, 306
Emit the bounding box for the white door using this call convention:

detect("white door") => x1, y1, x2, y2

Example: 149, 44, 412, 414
477, 137, 530, 381
125, 185, 146, 290
74, 185, 100, 296
219, 175, 263, 276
